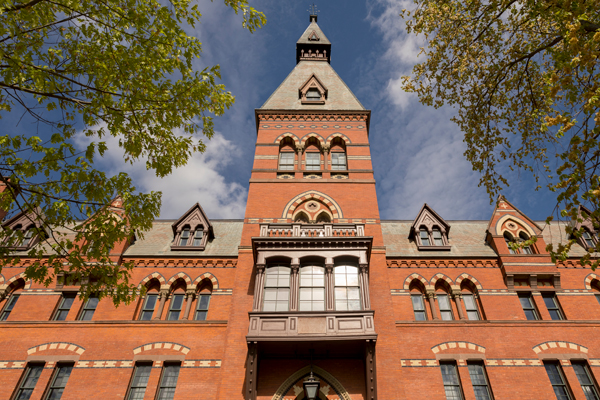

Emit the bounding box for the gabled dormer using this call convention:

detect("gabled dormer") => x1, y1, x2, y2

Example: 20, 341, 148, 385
299, 74, 327, 104
2, 207, 47, 251
571, 205, 599, 250
171, 203, 213, 251
409, 204, 451, 251
485, 195, 544, 255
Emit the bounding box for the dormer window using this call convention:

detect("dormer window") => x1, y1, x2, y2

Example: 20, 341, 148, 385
582, 230, 596, 249
519, 232, 533, 254
432, 229, 444, 246
170, 203, 213, 251
21, 228, 34, 247
179, 228, 190, 246
419, 229, 430, 246
306, 88, 321, 101
193, 229, 203, 246
410, 204, 451, 251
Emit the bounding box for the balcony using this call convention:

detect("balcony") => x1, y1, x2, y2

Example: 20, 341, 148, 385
247, 311, 376, 341
259, 223, 365, 238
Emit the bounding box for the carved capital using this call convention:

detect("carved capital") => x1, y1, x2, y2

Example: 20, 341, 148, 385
425, 289, 436, 299
185, 289, 196, 299
159, 288, 170, 298
359, 264, 369, 273
290, 264, 300, 273
451, 289, 462, 299
255, 264, 266, 273
325, 264, 334, 273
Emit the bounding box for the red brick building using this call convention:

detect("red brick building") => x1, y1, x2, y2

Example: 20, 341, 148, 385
1, 14, 600, 400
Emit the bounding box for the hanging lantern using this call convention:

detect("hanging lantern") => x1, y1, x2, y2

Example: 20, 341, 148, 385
303, 372, 320, 400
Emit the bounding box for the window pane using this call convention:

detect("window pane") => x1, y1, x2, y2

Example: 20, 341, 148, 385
438, 295, 450, 310
519, 295, 532, 308
441, 363, 460, 385
198, 295, 210, 310
86, 297, 99, 309
433, 229, 444, 246
543, 295, 557, 309
412, 295, 425, 311
420, 229, 430, 246
16, 364, 44, 400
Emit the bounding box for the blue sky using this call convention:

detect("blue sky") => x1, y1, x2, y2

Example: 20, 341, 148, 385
8, 0, 559, 222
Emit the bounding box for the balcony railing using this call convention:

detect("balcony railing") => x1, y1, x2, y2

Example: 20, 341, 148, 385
247, 311, 376, 341
259, 223, 365, 238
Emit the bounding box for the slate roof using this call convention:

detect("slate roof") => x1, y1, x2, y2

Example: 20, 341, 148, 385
297, 20, 331, 45
382, 221, 497, 258
123, 220, 242, 257
260, 61, 365, 111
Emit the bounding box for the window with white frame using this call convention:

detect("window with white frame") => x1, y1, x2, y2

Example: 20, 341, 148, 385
299, 265, 325, 311
334, 265, 361, 311
263, 266, 291, 312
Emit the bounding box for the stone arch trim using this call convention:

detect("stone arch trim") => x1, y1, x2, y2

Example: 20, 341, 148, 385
27, 342, 85, 356
431, 273, 454, 289
584, 273, 600, 290
133, 342, 190, 355
404, 273, 429, 291
300, 132, 326, 148
137, 272, 166, 289
432, 341, 486, 354
495, 215, 536, 236
6, 272, 31, 290
533, 341, 588, 354
275, 133, 301, 147
192, 272, 219, 290
455, 273, 483, 291
326, 133, 352, 147
282, 191, 343, 219
166, 272, 192, 287
271, 365, 351, 400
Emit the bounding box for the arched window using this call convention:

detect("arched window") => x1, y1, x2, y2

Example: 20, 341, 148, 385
192, 228, 204, 246
592, 281, 600, 305
419, 228, 430, 246
299, 265, 325, 311
504, 232, 516, 254
294, 212, 309, 224
195, 281, 212, 321
334, 265, 361, 311
279, 139, 296, 171
409, 281, 427, 321
315, 212, 331, 223
435, 283, 454, 321
432, 228, 444, 246
167, 283, 186, 320
330, 138, 347, 171
583, 230, 596, 248
461, 281, 481, 321
519, 232, 533, 254
304, 143, 321, 171
179, 228, 190, 246
139, 281, 160, 321
263, 266, 291, 312
0, 282, 23, 321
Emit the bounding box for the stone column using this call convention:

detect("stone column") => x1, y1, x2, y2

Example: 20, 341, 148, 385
182, 289, 196, 320
154, 288, 170, 320
452, 290, 466, 320
296, 146, 303, 171
323, 146, 330, 170
426, 289, 439, 320
325, 264, 334, 311
290, 264, 300, 311
252, 264, 265, 311
360, 264, 370, 310
246, 341, 258, 400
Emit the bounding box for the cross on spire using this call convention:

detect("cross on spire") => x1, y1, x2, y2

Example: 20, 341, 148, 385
308, 3, 319, 15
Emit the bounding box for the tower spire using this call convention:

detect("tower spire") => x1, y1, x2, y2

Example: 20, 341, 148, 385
296, 9, 331, 64
308, 3, 319, 22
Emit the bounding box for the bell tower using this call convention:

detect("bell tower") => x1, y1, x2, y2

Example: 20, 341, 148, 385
217, 13, 403, 400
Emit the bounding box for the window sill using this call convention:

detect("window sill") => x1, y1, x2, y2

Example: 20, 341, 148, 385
301, 100, 325, 105
170, 245, 206, 251
416, 245, 451, 251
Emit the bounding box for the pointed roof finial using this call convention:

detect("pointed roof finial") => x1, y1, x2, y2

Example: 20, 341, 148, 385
308, 3, 319, 22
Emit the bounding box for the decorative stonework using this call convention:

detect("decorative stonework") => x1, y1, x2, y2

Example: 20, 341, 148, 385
432, 341, 486, 354
27, 342, 85, 356
133, 342, 190, 355
192, 272, 220, 290
325, 133, 351, 146
584, 273, 600, 290
138, 272, 167, 289
271, 365, 351, 400
533, 341, 588, 355
166, 272, 193, 287
282, 191, 343, 220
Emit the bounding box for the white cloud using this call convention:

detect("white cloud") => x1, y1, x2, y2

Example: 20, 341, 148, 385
74, 130, 247, 219
366, 0, 491, 220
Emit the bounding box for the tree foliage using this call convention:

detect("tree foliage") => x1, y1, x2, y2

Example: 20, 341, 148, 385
401, 0, 600, 267
0, 0, 265, 304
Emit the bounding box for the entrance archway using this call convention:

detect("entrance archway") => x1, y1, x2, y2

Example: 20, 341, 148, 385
271, 365, 352, 400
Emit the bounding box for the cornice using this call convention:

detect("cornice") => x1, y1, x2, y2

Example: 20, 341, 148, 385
255, 109, 371, 133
